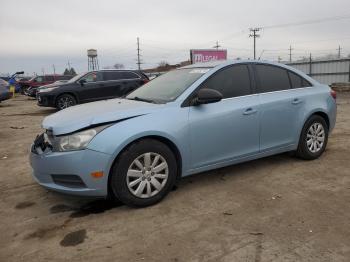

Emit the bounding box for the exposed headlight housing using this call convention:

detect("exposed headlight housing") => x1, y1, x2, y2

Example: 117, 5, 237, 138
50, 125, 109, 152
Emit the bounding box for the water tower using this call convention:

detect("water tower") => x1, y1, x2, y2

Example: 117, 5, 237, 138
87, 49, 99, 71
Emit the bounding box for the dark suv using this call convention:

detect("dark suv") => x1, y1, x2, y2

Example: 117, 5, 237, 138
37, 70, 149, 110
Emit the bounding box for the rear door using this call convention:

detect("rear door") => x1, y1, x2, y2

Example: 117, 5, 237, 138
188, 64, 260, 169
254, 64, 306, 151
102, 71, 144, 97
101, 71, 126, 97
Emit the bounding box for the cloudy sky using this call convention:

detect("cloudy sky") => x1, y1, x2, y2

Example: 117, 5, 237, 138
1, 0, 350, 76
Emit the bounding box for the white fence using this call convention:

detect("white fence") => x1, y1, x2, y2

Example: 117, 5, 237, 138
285, 58, 350, 85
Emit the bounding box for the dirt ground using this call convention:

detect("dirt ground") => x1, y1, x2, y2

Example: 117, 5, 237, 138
0, 94, 349, 262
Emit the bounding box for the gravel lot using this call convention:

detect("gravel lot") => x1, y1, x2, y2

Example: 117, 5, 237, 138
0, 94, 349, 262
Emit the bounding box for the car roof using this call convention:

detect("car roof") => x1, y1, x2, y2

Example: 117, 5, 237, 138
97, 69, 140, 72
180, 59, 291, 69
179, 59, 318, 85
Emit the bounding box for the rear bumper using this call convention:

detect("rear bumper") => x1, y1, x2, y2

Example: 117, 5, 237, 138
29, 147, 112, 197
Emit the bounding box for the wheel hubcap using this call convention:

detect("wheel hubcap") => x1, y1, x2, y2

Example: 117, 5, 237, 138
58, 97, 74, 109
126, 152, 169, 198
306, 122, 325, 153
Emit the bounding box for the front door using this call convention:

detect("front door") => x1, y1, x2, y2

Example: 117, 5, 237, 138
77, 71, 107, 102
188, 64, 260, 169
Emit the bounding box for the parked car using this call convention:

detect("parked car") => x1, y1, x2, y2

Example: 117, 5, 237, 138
30, 60, 337, 207
22, 75, 73, 97
0, 79, 11, 102
36, 69, 149, 110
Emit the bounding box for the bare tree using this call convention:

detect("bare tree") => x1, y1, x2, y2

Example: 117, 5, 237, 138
158, 61, 169, 68
113, 63, 125, 69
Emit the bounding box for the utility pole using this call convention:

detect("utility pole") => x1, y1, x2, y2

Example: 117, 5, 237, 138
337, 45, 342, 58
289, 45, 293, 62
249, 28, 261, 60
41, 68, 45, 76
52, 64, 56, 75
213, 41, 221, 50
309, 53, 312, 75
136, 37, 142, 70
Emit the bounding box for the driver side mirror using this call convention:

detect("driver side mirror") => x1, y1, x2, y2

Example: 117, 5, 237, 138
192, 88, 223, 106
79, 79, 86, 86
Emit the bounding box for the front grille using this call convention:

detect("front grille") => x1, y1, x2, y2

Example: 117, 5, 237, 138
51, 175, 86, 188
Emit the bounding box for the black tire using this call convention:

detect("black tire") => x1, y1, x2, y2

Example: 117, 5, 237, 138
296, 115, 329, 160
110, 139, 177, 207
55, 94, 76, 110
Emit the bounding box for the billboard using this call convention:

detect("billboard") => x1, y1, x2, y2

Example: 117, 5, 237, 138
190, 49, 227, 64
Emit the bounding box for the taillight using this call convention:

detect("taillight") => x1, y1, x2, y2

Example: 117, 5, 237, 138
143, 79, 149, 84
330, 89, 336, 100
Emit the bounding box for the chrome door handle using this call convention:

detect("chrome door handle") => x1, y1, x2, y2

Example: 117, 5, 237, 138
243, 108, 257, 115
292, 98, 302, 105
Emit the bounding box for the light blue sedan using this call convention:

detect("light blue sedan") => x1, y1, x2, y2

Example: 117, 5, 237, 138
30, 60, 337, 207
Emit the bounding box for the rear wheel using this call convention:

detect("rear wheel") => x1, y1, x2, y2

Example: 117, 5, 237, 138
56, 94, 76, 110
110, 139, 177, 207
296, 115, 328, 160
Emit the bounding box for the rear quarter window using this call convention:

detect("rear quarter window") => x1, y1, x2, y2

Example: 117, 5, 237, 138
288, 71, 311, 88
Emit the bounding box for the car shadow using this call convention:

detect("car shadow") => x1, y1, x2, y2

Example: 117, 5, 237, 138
46, 152, 296, 216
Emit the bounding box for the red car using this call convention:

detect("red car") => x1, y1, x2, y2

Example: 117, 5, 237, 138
20, 75, 73, 97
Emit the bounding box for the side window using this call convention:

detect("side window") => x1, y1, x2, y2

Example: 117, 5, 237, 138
102, 71, 123, 81
80, 72, 102, 83
288, 71, 311, 88
35, 76, 44, 83
45, 75, 54, 81
201, 65, 251, 99
122, 71, 139, 80
256, 64, 291, 93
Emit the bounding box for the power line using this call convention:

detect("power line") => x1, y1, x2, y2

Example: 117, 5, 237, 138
249, 28, 261, 59
262, 14, 350, 30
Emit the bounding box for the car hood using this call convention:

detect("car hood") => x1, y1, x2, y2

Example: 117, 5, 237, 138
42, 98, 162, 135
39, 82, 67, 90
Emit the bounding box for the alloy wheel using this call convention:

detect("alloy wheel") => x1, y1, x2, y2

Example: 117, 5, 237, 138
306, 122, 325, 153
58, 96, 74, 109
126, 152, 169, 198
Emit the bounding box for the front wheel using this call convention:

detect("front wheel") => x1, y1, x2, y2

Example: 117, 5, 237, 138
296, 115, 329, 160
56, 94, 76, 110
110, 139, 177, 207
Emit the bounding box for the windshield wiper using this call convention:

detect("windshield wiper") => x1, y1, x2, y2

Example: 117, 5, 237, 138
127, 96, 155, 104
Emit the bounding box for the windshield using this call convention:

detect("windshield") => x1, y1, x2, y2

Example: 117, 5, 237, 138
126, 68, 210, 103
67, 72, 87, 83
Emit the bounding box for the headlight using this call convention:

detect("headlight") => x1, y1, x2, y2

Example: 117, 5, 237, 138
52, 125, 109, 152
